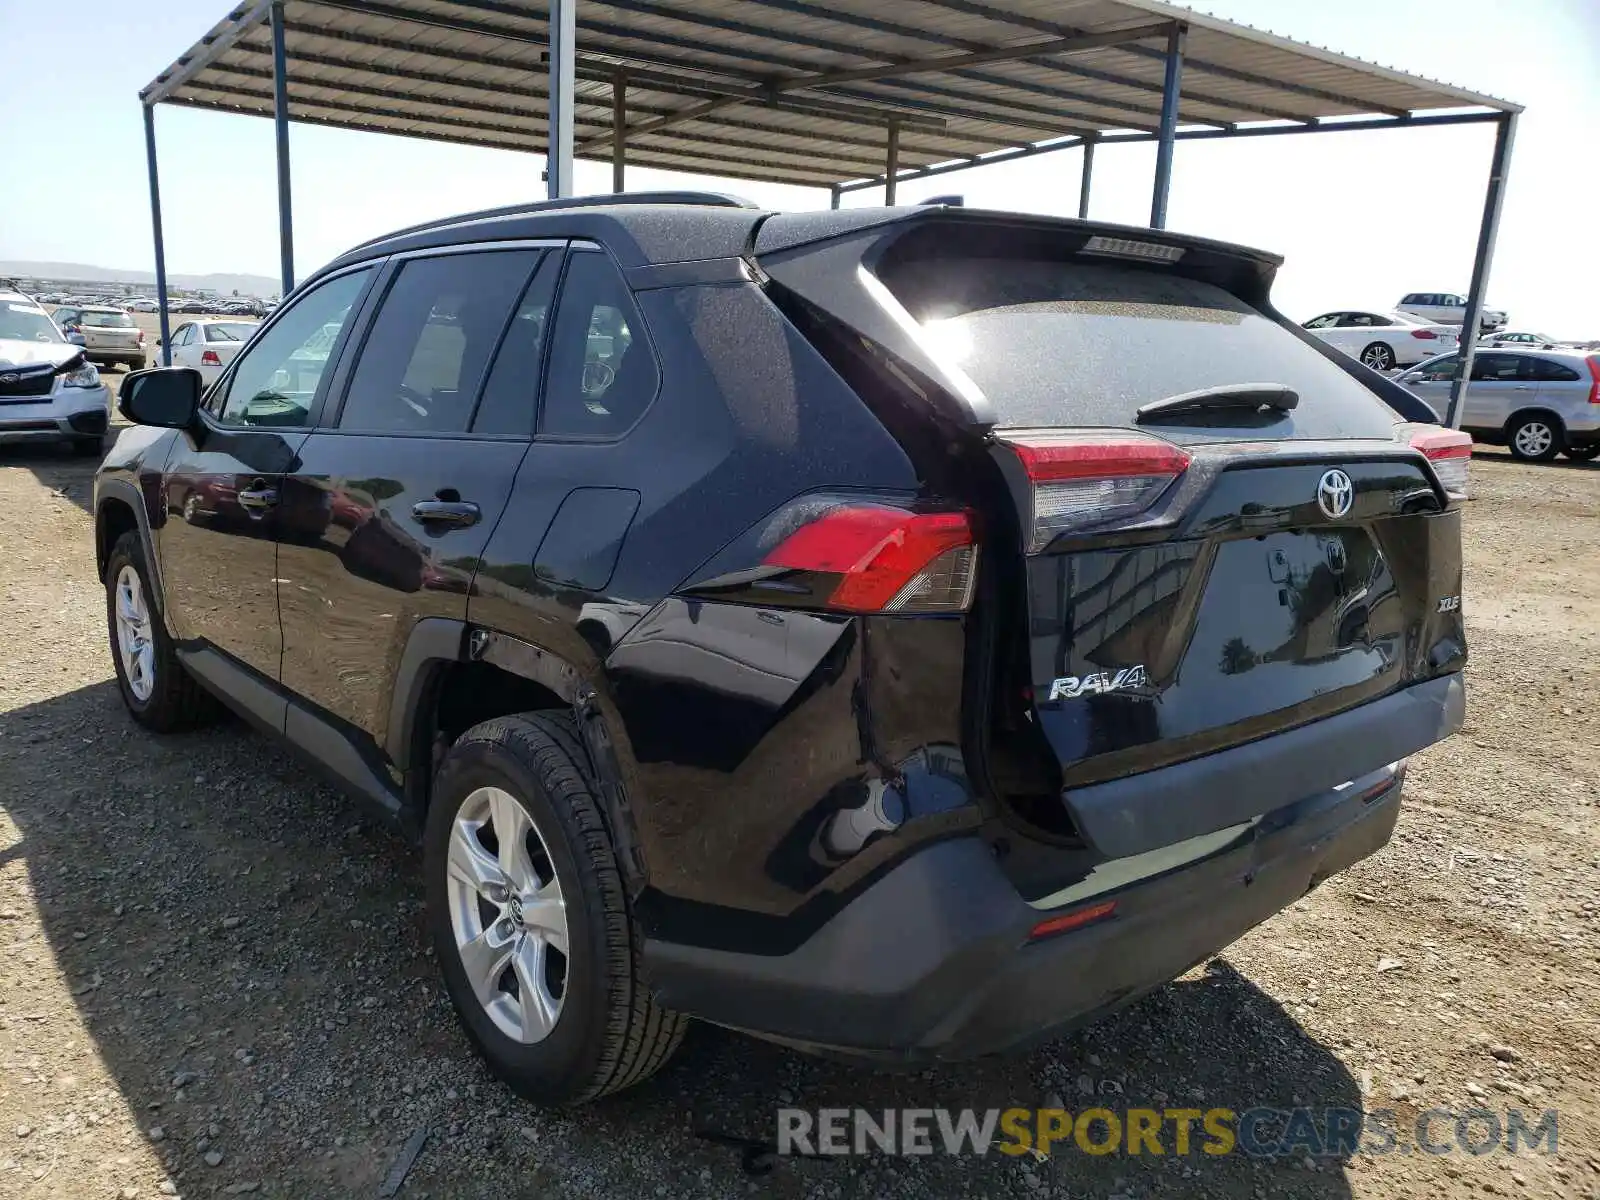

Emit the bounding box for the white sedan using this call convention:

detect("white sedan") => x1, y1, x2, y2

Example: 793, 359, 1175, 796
165, 319, 258, 385
1302, 310, 1459, 371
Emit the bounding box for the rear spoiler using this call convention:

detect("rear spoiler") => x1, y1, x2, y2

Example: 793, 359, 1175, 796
756, 209, 1430, 428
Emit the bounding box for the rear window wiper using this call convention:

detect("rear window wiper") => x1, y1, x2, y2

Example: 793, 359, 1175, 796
1135, 383, 1299, 423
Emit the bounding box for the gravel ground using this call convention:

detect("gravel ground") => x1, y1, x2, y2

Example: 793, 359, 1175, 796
1, 414, 1597, 1200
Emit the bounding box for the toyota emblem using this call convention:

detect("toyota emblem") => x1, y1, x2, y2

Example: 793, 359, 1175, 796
1316, 469, 1354, 520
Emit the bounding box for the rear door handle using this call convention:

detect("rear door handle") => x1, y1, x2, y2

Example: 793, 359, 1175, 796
237, 486, 277, 511
412, 500, 481, 528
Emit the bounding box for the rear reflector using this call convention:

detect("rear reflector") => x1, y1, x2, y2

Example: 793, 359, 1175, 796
1400, 423, 1472, 498
1029, 899, 1118, 941
1001, 432, 1190, 552
763, 506, 977, 613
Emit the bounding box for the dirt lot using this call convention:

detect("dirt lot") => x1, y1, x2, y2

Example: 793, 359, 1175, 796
0, 418, 1597, 1199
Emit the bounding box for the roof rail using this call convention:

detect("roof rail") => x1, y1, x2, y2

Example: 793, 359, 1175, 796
350, 191, 758, 254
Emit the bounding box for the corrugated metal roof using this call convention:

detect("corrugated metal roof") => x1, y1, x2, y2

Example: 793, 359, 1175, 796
143, 0, 1518, 191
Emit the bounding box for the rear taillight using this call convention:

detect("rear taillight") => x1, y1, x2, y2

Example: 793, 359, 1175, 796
1587, 356, 1600, 405
1410, 329, 1438, 340
1400, 423, 1472, 499
137, 330, 146, 345
201, 349, 221, 366
1000, 432, 1190, 552
762, 505, 977, 613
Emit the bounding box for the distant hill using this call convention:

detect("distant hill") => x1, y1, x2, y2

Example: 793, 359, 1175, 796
0, 260, 278, 298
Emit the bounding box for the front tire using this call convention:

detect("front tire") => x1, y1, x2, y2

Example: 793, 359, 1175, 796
426, 712, 685, 1105
104, 532, 218, 731
1360, 342, 1396, 371
1507, 415, 1561, 462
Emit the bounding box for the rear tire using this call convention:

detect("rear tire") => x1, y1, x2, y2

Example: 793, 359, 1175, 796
104, 532, 219, 732
426, 711, 686, 1105
1506, 415, 1561, 462
1360, 342, 1396, 371
1562, 444, 1599, 461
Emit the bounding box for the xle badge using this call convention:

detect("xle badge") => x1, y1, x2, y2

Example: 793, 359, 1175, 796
1048, 665, 1149, 701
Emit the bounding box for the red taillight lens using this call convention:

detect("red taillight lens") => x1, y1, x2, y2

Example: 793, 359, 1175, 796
1400, 423, 1472, 498
1587, 355, 1600, 405
1029, 899, 1118, 941
1410, 329, 1438, 340
137, 330, 146, 345
763, 506, 977, 613
201, 349, 221, 366
1001, 432, 1190, 552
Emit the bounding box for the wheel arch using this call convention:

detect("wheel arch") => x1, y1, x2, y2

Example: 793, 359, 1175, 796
1503, 407, 1567, 440
95, 478, 164, 605
394, 623, 647, 892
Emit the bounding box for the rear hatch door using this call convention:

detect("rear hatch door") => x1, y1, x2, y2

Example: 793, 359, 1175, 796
759, 212, 1466, 847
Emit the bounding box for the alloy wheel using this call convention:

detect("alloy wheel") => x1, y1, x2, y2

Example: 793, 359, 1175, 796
114, 565, 156, 702
446, 786, 569, 1043
1513, 422, 1553, 458
1362, 344, 1395, 370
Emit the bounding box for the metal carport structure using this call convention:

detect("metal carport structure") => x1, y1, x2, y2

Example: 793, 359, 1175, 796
140, 0, 1521, 425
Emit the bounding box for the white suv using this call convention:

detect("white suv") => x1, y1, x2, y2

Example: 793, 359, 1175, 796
0, 292, 113, 454
1397, 292, 1507, 332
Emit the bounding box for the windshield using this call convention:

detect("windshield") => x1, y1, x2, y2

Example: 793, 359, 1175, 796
79, 310, 135, 328
0, 302, 64, 343
881, 257, 1390, 429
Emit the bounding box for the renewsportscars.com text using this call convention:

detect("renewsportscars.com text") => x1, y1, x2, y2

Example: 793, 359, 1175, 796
777, 1106, 1559, 1159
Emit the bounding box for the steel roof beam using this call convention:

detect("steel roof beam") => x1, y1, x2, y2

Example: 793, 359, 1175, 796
836, 110, 1504, 192
164, 94, 842, 187
181, 71, 895, 173
143, 0, 273, 105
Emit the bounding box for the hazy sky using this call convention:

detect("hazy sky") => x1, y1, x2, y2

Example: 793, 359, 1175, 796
2, 1, 1597, 335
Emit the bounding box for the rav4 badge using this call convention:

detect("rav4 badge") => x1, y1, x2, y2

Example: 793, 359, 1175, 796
1048, 665, 1149, 702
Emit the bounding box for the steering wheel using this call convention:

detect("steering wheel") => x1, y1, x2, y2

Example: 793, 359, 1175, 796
582, 359, 615, 397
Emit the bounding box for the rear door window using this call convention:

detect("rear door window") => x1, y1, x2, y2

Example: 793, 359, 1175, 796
1470, 353, 1522, 381
879, 256, 1392, 430
337, 250, 540, 434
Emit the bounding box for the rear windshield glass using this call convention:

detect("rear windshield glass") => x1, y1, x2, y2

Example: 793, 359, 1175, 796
881, 258, 1392, 428
80, 311, 135, 328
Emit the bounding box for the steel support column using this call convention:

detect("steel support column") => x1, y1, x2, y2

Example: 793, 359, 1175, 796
612, 67, 626, 193
1078, 137, 1095, 219
1150, 23, 1186, 229
829, 185, 841, 210
270, 0, 295, 296
547, 0, 576, 198
142, 105, 172, 367
1447, 111, 1518, 429
884, 117, 901, 205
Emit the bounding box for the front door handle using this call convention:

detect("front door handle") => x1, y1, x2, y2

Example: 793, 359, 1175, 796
237, 486, 278, 511
412, 499, 481, 528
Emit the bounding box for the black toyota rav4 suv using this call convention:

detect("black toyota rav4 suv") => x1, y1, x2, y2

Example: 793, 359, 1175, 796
95, 195, 1469, 1105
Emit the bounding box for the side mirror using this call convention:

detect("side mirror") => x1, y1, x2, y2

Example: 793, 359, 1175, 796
118, 367, 202, 429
